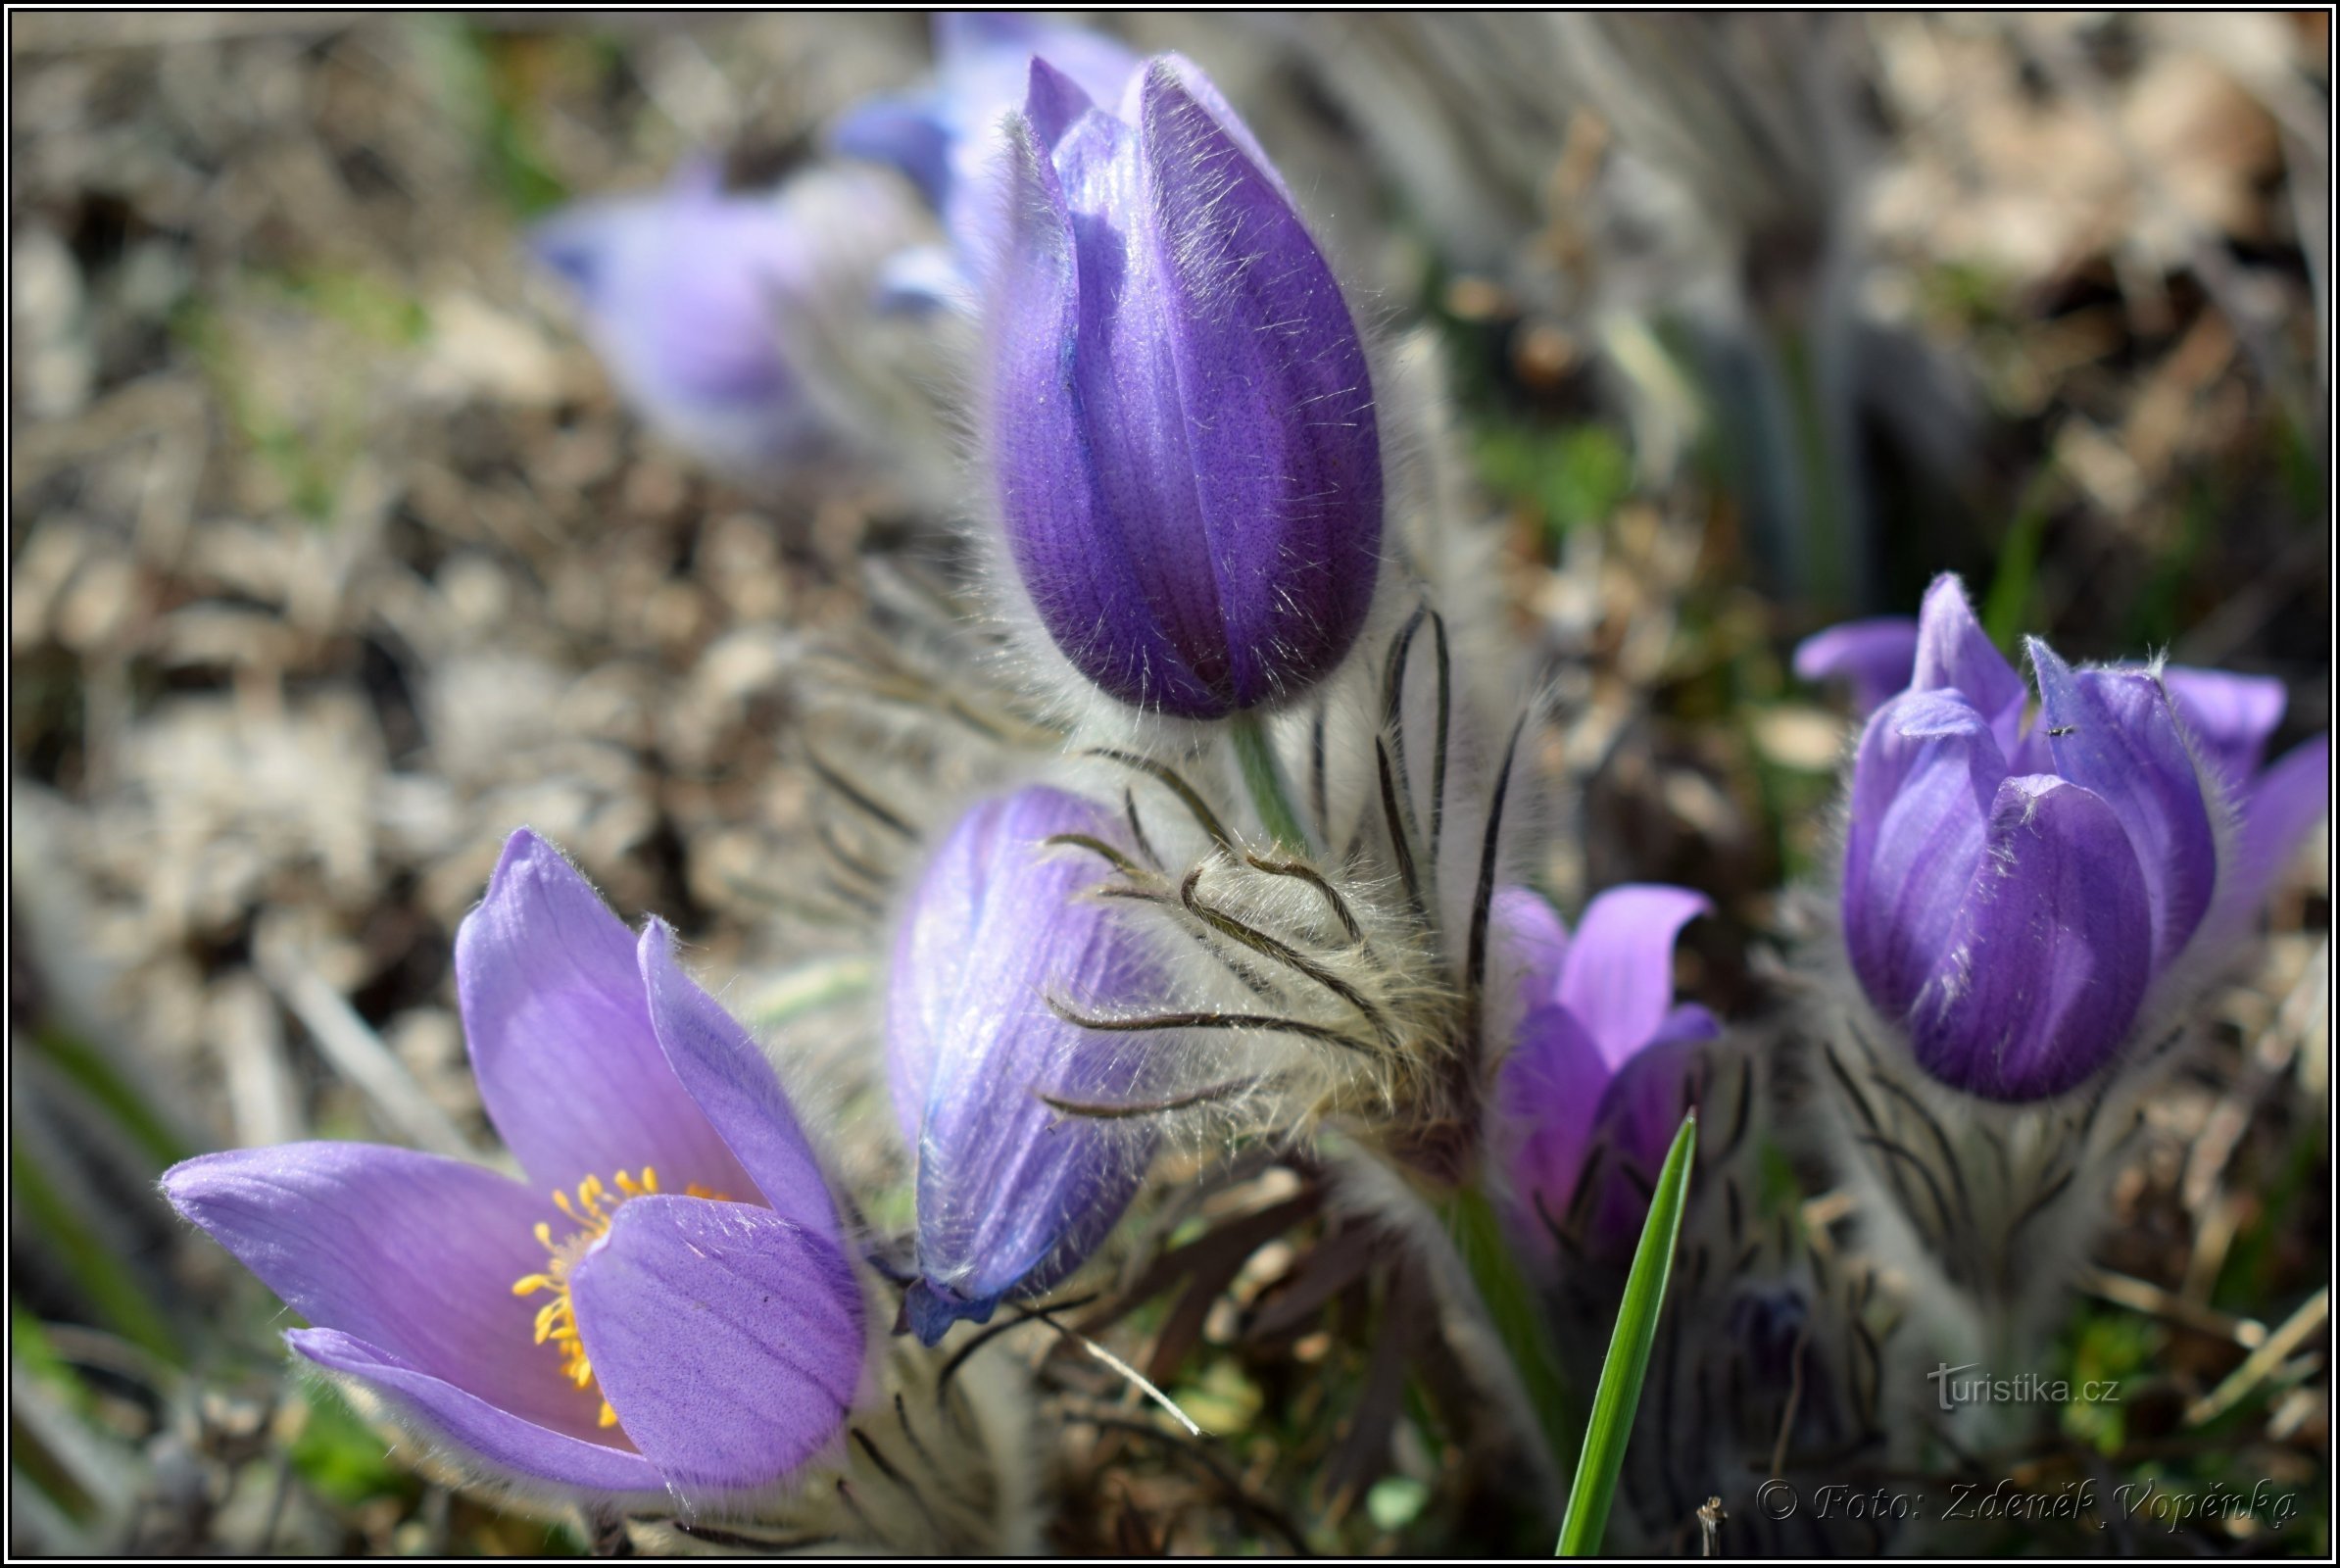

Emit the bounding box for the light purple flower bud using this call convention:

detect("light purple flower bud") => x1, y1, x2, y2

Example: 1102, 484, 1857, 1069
162, 831, 864, 1500
1495, 885, 1718, 1254
1838, 575, 2329, 1101
832, 13, 1143, 306
530, 160, 920, 475
986, 56, 1385, 718
887, 786, 1168, 1344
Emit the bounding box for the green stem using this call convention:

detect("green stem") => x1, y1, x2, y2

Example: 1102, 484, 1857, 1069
1228, 711, 1309, 852
1442, 1182, 1578, 1483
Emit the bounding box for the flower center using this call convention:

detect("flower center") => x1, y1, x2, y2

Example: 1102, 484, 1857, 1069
510, 1167, 725, 1429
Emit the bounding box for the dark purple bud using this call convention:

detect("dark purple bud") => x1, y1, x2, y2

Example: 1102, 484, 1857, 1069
986, 56, 1384, 718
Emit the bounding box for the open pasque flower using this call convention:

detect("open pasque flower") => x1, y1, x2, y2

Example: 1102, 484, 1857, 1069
1834, 575, 2329, 1102
163, 831, 865, 1498
986, 55, 1384, 718
1495, 884, 1718, 1252
888, 786, 1167, 1344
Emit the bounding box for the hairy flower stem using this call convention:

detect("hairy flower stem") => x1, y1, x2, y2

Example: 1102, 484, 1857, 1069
1229, 712, 1310, 853
1439, 1181, 1578, 1485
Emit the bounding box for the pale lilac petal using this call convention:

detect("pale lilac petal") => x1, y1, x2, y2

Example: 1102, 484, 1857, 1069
637, 922, 842, 1248
1500, 1003, 1611, 1227
2161, 666, 2287, 793
1793, 616, 1919, 717
2028, 648, 2217, 971
568, 1196, 863, 1495
458, 831, 751, 1200
2218, 734, 2332, 928
1553, 884, 1713, 1069
162, 1143, 617, 1446
1909, 776, 2152, 1101
1491, 886, 1570, 1010
1842, 691, 2004, 1014
1913, 575, 2026, 753
290, 1330, 662, 1494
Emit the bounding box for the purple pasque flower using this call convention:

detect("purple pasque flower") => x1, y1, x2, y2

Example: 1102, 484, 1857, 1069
887, 786, 1167, 1345
986, 55, 1385, 719
1839, 575, 2329, 1102
162, 831, 864, 1499
1495, 884, 1718, 1252
531, 160, 919, 475
831, 13, 1142, 307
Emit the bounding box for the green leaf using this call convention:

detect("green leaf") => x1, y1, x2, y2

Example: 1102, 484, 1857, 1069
1555, 1108, 1697, 1556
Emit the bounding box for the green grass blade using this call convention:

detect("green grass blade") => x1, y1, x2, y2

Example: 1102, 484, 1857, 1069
1555, 1108, 1698, 1556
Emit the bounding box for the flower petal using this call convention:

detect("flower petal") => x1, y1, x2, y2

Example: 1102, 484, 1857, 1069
986, 107, 1219, 715
568, 1196, 863, 1496
1582, 1032, 1708, 1250
1909, 775, 2152, 1101
888, 788, 1166, 1339
2217, 734, 2332, 930
637, 921, 842, 1247
1843, 691, 2005, 1015
1913, 574, 2026, 752
290, 1329, 662, 1494
1134, 60, 1383, 710
457, 831, 753, 1200
1500, 1003, 1611, 1229
2160, 665, 2287, 794
162, 1143, 615, 1446
2028, 648, 2217, 971
1491, 885, 1569, 1012
1793, 615, 1920, 717
1554, 884, 1713, 1068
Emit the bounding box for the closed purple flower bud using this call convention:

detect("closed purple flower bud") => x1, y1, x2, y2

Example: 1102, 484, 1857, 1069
531, 160, 924, 475
1838, 575, 2329, 1101
888, 786, 1167, 1344
985, 56, 1385, 718
1494, 884, 1718, 1253
161, 833, 865, 1500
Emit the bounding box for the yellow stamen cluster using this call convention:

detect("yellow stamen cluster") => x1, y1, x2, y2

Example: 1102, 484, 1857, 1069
511, 1167, 723, 1430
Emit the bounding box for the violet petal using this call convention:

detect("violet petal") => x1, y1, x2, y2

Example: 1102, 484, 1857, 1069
1909, 775, 2152, 1101
458, 831, 752, 1200
636, 921, 843, 1247
888, 787, 1166, 1341
1912, 574, 2026, 753
1500, 1002, 1612, 1229
291, 1329, 662, 1494
162, 1143, 621, 1447
2220, 734, 2333, 929
1843, 691, 2005, 1015
2160, 665, 2287, 793
1793, 615, 1920, 718
1553, 884, 1713, 1069
568, 1196, 863, 1494
2028, 648, 2217, 971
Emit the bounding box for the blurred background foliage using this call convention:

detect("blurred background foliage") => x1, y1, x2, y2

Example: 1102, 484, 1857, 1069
8, 11, 2328, 1555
